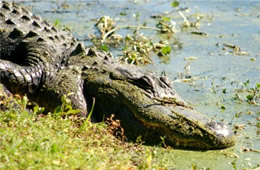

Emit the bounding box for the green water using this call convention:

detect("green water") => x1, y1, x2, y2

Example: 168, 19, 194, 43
14, 1, 260, 169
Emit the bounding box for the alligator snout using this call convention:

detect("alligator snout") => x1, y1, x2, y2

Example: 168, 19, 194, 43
140, 104, 235, 149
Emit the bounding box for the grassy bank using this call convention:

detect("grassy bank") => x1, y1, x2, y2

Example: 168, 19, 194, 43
0, 87, 170, 169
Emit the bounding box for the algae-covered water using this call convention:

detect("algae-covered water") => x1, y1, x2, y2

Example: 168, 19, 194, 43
14, 0, 260, 169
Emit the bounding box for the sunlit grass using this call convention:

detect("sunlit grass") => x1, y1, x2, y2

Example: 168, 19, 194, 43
0, 88, 170, 169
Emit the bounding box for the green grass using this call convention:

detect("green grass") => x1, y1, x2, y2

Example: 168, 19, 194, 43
0, 88, 169, 169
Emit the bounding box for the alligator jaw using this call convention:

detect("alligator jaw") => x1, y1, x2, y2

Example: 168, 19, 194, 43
137, 104, 235, 149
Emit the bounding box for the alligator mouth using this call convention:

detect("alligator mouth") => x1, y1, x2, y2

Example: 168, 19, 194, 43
165, 123, 235, 150
127, 103, 235, 150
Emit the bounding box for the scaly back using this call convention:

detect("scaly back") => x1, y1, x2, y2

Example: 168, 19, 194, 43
0, 1, 81, 68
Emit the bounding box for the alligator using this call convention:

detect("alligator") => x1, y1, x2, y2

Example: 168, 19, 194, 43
0, 1, 235, 149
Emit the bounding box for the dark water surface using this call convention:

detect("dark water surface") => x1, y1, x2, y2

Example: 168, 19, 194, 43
13, 1, 260, 169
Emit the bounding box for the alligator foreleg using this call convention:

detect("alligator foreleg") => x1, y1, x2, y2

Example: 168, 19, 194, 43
0, 59, 42, 95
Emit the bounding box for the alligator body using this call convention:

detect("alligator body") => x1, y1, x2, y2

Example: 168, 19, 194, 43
0, 1, 235, 149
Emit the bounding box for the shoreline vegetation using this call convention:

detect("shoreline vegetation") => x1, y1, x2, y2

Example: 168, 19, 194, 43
0, 85, 172, 169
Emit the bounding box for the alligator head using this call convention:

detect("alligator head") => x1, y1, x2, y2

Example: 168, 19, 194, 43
77, 53, 235, 149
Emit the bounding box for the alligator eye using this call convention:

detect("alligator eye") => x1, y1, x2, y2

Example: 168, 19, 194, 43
137, 76, 153, 90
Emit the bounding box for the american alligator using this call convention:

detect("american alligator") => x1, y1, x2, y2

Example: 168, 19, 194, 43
0, 1, 235, 149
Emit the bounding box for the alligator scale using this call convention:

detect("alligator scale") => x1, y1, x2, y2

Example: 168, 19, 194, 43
0, 1, 235, 149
